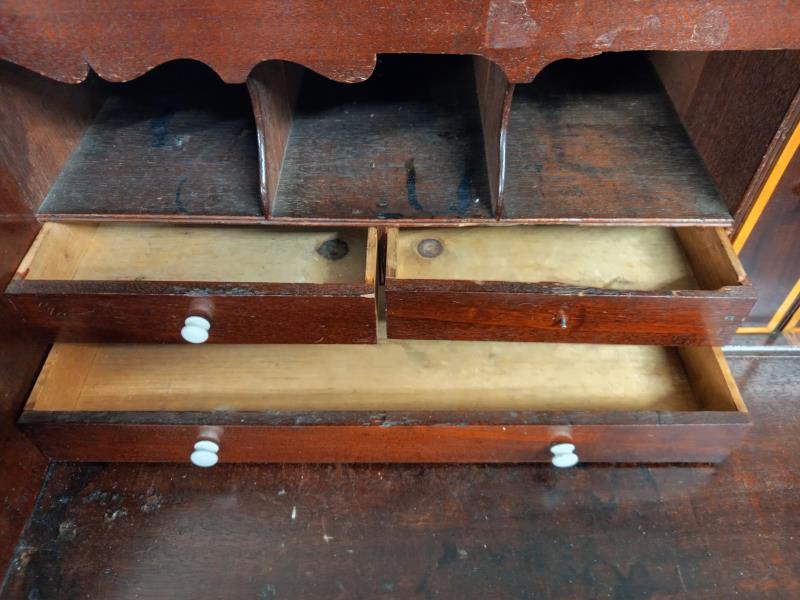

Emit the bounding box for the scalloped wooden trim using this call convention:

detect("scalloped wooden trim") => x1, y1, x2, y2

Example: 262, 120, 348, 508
2, 0, 800, 85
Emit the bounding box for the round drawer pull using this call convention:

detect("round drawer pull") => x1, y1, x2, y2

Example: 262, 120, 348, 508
550, 442, 579, 468
190, 440, 219, 467
181, 316, 211, 344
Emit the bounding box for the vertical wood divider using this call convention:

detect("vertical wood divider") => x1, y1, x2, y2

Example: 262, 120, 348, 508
473, 57, 514, 220
246, 62, 304, 220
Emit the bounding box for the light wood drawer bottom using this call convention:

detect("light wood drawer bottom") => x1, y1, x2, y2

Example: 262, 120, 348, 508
19, 335, 749, 464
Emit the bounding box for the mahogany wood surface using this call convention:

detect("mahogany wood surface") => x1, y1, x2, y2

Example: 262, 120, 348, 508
246, 62, 302, 218
385, 225, 756, 345
0, 61, 99, 575
18, 415, 749, 465
2, 354, 797, 599
385, 282, 755, 346
473, 57, 512, 219
2, 1, 800, 85
6, 282, 378, 344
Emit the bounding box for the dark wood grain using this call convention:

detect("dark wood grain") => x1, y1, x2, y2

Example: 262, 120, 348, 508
503, 53, 732, 225
37, 61, 264, 222
268, 55, 493, 223
738, 147, 800, 329
3, 354, 796, 599
0, 62, 99, 575
385, 281, 756, 345
652, 50, 800, 225
2, 1, 800, 85
6, 282, 377, 344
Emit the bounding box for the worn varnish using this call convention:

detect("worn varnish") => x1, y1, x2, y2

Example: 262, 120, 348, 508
2, 1, 800, 84
37, 62, 263, 222
502, 53, 731, 225
3, 355, 798, 598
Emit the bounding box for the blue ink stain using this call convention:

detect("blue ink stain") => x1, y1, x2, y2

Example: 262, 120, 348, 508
175, 177, 188, 213
455, 172, 473, 217
150, 111, 175, 148
405, 158, 423, 211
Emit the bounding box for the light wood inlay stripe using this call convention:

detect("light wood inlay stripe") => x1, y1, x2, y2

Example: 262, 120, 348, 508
733, 119, 800, 254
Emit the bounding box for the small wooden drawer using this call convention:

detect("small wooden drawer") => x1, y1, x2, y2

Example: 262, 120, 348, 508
385, 226, 756, 345
19, 336, 749, 465
6, 223, 377, 343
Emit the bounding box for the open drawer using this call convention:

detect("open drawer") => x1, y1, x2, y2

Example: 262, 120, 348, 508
385, 226, 756, 345
19, 335, 749, 464
6, 223, 377, 343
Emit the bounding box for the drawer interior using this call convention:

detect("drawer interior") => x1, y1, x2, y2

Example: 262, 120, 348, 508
389, 226, 746, 291
25, 333, 744, 414
14, 223, 374, 284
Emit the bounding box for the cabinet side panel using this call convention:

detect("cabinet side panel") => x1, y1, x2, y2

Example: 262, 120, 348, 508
0, 62, 99, 573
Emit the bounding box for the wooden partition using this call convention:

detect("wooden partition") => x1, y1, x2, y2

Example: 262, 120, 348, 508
247, 55, 501, 224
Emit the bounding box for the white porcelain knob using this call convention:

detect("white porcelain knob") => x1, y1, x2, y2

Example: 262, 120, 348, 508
181, 316, 211, 344
190, 439, 219, 467
550, 442, 579, 468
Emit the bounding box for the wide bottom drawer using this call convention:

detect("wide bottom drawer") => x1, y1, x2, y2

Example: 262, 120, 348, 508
19, 335, 749, 465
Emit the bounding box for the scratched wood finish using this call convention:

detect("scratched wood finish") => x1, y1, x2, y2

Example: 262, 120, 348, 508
18, 419, 749, 465
502, 53, 731, 225
264, 55, 493, 223
2, 1, 800, 85
2, 355, 795, 599
38, 61, 264, 222
386, 286, 755, 345
385, 227, 756, 345
0, 62, 100, 575
652, 50, 800, 226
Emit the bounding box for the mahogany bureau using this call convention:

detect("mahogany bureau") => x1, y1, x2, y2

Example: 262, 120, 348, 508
2, 1, 799, 470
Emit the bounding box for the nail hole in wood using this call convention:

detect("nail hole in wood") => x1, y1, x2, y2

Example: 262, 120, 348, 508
317, 238, 349, 261
417, 238, 444, 258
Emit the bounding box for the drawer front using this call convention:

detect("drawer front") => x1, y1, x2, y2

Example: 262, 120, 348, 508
385, 283, 754, 345
19, 415, 750, 464
386, 226, 756, 345
7, 283, 376, 344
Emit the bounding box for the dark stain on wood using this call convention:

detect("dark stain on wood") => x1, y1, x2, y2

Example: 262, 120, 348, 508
405, 158, 421, 211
